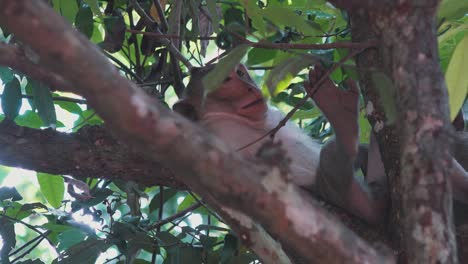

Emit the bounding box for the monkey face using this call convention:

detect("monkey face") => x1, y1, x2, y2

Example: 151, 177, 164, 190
208, 64, 267, 121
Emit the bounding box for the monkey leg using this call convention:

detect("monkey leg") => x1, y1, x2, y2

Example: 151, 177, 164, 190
453, 132, 468, 205
315, 139, 384, 224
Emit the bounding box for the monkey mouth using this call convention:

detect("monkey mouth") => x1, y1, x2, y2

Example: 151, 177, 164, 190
242, 98, 265, 109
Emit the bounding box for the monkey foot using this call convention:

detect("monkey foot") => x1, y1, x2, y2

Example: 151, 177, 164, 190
306, 65, 359, 157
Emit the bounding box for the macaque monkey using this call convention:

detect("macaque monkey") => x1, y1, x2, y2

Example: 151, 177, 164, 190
174, 64, 468, 224
174, 64, 385, 223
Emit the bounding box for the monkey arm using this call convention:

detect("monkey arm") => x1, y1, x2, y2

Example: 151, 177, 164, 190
307, 66, 385, 223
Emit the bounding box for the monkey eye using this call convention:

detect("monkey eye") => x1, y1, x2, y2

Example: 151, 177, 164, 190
236, 69, 244, 77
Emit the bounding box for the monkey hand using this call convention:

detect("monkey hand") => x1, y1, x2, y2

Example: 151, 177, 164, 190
305, 65, 359, 157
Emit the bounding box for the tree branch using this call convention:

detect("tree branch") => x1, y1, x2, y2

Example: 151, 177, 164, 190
0, 42, 72, 91
349, 4, 457, 263
0, 121, 182, 187
0, 1, 394, 262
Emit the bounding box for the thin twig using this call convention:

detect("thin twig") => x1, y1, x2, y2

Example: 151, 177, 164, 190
9, 231, 52, 262
147, 202, 202, 230
17, 94, 87, 104
1, 215, 53, 247
244, 38, 378, 50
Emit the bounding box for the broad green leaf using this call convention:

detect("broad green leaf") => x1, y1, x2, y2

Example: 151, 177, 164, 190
261, 6, 321, 35
239, 1, 266, 35
57, 229, 88, 252
0, 67, 14, 83
0, 166, 10, 185
52, 238, 109, 264
438, 0, 468, 21
83, 0, 102, 16
37, 172, 64, 208
203, 45, 249, 92
291, 108, 320, 120
53, 0, 79, 24
265, 56, 313, 95
177, 195, 208, 215
78, 188, 113, 207
56, 100, 83, 115
206, 0, 220, 32
447, 34, 468, 120
224, 8, 244, 27
25, 81, 36, 111
149, 188, 178, 213
30, 80, 57, 127
5, 202, 35, 220
247, 48, 278, 65
15, 110, 43, 128
0, 187, 23, 201
220, 234, 238, 264
73, 109, 103, 129
1, 78, 22, 120
371, 72, 397, 124
164, 246, 202, 264
41, 223, 74, 245
75, 5, 94, 39
157, 231, 181, 246
359, 111, 371, 143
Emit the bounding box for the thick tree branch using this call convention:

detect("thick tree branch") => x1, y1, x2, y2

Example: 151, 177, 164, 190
0, 1, 394, 262
0, 121, 181, 187
349, 2, 457, 263
0, 42, 71, 91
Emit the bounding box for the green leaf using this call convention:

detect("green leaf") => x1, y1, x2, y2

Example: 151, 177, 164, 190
265, 56, 312, 95
438, 0, 468, 21
157, 231, 181, 246
371, 72, 397, 124
53, 0, 79, 24
164, 246, 202, 264
56, 100, 83, 115
0, 217, 16, 262
30, 80, 57, 127
1, 78, 22, 120
203, 45, 249, 93
78, 188, 113, 207
52, 238, 109, 264
25, 81, 36, 111
37, 172, 64, 208
15, 110, 43, 128
0, 187, 23, 201
239, 1, 266, 35
177, 195, 208, 215
220, 234, 238, 264
446, 34, 468, 120
0, 166, 10, 185
261, 6, 321, 35
291, 108, 321, 120
359, 111, 371, 143
247, 48, 278, 65
76, 5, 94, 39
149, 188, 178, 214
206, 0, 220, 32
57, 229, 88, 252
83, 0, 102, 16
0, 67, 14, 83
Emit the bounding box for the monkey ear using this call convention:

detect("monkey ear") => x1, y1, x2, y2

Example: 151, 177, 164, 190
173, 99, 199, 121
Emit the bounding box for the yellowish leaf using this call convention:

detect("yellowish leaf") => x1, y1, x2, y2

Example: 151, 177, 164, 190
446, 34, 468, 120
